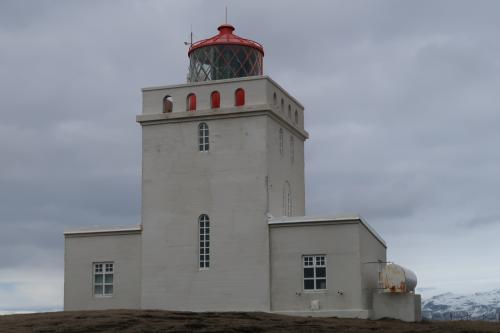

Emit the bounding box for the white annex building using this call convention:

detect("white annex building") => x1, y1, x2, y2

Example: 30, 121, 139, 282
64, 24, 421, 321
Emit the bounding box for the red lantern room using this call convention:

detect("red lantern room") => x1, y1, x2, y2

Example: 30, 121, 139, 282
188, 24, 264, 82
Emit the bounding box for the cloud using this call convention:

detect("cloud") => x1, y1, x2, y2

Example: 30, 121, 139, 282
0, 268, 62, 311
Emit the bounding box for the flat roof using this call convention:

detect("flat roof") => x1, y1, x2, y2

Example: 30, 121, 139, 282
268, 215, 386, 247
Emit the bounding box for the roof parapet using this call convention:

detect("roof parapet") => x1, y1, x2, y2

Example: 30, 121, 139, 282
64, 225, 142, 237
268, 215, 386, 247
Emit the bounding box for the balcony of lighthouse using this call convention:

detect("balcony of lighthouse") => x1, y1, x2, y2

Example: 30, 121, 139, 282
137, 76, 307, 134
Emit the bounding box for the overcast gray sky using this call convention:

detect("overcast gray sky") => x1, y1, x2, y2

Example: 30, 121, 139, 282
1, 0, 500, 312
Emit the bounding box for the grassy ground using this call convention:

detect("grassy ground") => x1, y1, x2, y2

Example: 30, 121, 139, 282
1, 310, 500, 333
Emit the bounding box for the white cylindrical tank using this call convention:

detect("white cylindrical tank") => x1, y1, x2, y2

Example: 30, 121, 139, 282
381, 263, 417, 293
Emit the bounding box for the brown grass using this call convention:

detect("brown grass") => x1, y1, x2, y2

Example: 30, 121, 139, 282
0, 310, 499, 333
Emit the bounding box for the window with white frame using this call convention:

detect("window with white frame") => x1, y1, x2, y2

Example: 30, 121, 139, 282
198, 122, 209, 152
279, 128, 284, 155
303, 255, 327, 291
199, 214, 210, 269
93, 262, 114, 296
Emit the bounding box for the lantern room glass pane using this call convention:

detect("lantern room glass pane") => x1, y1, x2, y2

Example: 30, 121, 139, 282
188, 45, 263, 82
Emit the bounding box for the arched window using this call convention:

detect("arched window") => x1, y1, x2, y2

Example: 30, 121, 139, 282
294, 110, 299, 124
211, 91, 220, 109
279, 128, 284, 155
235, 88, 245, 106
163, 95, 173, 113
273, 92, 277, 106
280, 98, 284, 112
290, 136, 294, 163
283, 181, 291, 216
198, 122, 209, 152
288, 105, 291, 119
199, 214, 210, 269
187, 93, 197, 111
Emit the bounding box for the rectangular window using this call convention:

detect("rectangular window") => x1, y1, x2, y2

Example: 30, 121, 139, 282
93, 262, 114, 296
303, 255, 326, 291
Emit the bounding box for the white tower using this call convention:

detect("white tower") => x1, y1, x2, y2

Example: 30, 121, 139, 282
137, 24, 308, 310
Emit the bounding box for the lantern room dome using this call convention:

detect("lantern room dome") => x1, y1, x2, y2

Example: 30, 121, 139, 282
188, 24, 264, 56
187, 24, 264, 82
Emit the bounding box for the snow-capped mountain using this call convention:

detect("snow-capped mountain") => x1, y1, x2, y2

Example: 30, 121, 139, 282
422, 289, 500, 320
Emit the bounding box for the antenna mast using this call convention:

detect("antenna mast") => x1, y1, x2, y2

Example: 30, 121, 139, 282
184, 24, 193, 46
225, 6, 228, 24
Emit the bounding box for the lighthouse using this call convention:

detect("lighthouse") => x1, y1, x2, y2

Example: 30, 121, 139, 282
137, 23, 307, 311
63, 23, 421, 321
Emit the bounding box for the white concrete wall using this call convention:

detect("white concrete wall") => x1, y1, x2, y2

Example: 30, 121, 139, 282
263, 78, 306, 217
265, 79, 304, 131
141, 76, 305, 132
359, 224, 387, 309
64, 232, 142, 310
373, 293, 422, 322
139, 76, 307, 312
142, 77, 268, 114
269, 222, 367, 317
140, 114, 271, 311
266, 118, 305, 217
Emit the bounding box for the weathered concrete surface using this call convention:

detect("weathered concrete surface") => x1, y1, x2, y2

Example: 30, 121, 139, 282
372, 292, 422, 322
64, 230, 142, 310
63, 75, 413, 322
138, 77, 307, 311
269, 216, 386, 317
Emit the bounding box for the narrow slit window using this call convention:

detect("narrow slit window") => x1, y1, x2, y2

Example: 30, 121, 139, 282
198, 122, 209, 152
187, 93, 197, 111
163, 95, 173, 113
199, 214, 210, 269
294, 110, 299, 124
279, 128, 284, 155
235, 88, 245, 106
211, 91, 220, 109
283, 181, 291, 216
288, 105, 291, 119
290, 136, 294, 164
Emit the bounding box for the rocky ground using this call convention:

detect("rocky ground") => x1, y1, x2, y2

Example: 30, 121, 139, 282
1, 310, 500, 333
